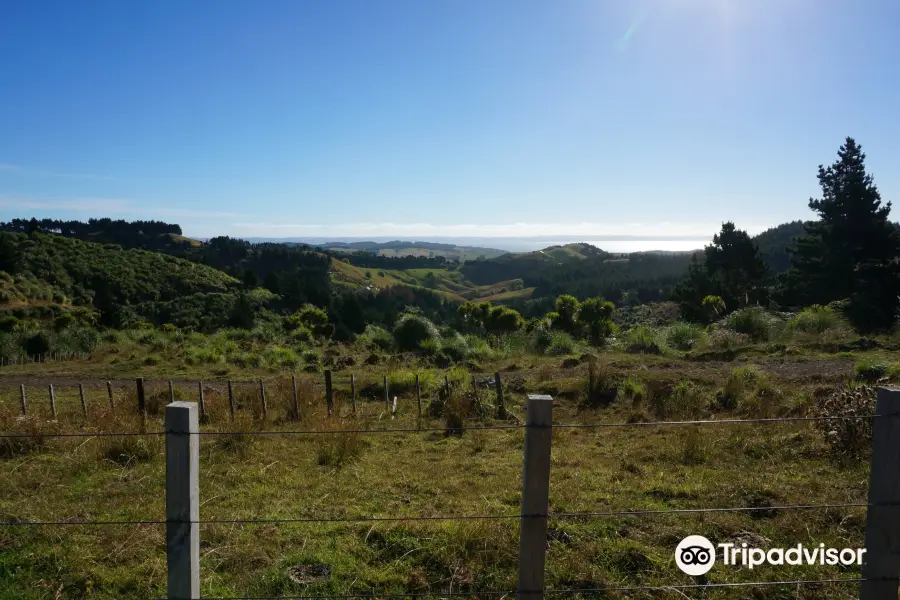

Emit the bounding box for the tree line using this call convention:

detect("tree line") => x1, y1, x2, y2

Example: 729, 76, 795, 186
672, 137, 900, 333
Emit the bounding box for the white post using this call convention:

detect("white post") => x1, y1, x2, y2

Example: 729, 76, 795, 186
166, 401, 200, 599
518, 394, 553, 600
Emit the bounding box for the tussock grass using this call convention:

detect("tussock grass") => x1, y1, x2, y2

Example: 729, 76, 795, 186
0, 348, 882, 599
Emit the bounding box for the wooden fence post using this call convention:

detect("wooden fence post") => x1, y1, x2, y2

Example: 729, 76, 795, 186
862, 386, 900, 600
291, 375, 300, 421
350, 374, 356, 414
49, 385, 57, 420
197, 382, 206, 422
165, 401, 200, 600
383, 375, 389, 411
416, 374, 422, 425
259, 379, 268, 419
169, 380, 176, 402
79, 383, 88, 418
227, 380, 235, 421
325, 370, 334, 416
518, 394, 553, 600
496, 372, 506, 419
19, 384, 27, 416
107, 381, 114, 412
445, 374, 450, 395
136, 378, 146, 415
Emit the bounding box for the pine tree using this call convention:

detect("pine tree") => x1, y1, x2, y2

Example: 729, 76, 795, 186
783, 137, 900, 330
671, 222, 767, 322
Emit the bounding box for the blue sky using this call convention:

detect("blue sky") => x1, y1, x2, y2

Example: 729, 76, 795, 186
1, 0, 899, 244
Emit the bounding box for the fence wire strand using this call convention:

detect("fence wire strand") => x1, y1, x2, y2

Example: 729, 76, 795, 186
0, 501, 882, 528
0, 413, 888, 440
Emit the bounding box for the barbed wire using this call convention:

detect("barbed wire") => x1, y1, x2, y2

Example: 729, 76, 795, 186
0, 501, 879, 528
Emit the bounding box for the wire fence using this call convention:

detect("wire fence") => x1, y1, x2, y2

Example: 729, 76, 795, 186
1, 385, 897, 599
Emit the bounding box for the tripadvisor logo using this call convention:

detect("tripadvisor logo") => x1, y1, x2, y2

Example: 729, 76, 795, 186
675, 535, 866, 575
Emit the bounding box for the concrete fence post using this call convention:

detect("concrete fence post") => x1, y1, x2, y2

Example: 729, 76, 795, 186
862, 387, 900, 599
518, 394, 553, 600
165, 401, 200, 600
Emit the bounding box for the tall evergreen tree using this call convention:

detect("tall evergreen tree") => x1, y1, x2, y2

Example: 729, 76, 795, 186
671, 222, 767, 322
782, 137, 900, 330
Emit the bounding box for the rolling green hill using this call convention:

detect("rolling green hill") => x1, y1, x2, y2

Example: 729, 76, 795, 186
0, 232, 242, 327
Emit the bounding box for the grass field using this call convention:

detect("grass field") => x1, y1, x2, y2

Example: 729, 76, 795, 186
0, 347, 880, 599
329, 260, 529, 304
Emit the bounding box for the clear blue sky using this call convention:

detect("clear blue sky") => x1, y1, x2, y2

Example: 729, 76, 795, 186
1, 0, 899, 243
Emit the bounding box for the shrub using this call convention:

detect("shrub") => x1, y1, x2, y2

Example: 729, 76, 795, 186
185, 347, 224, 365
717, 365, 761, 410
530, 328, 554, 354
665, 323, 705, 351
53, 313, 77, 331
625, 326, 661, 354
725, 307, 773, 341
546, 331, 578, 356
360, 325, 393, 351
701, 295, 726, 322
813, 385, 875, 461
439, 334, 470, 363
498, 331, 529, 357
392, 313, 440, 352
787, 304, 846, 335
581, 360, 617, 409
266, 346, 302, 368
290, 326, 314, 343
856, 358, 889, 382
744, 372, 782, 418
681, 427, 707, 465
619, 377, 646, 407
229, 352, 264, 368
705, 328, 750, 351
667, 380, 705, 419
0, 316, 19, 333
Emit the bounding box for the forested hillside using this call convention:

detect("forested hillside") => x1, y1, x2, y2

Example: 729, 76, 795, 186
462, 243, 695, 306
0, 217, 197, 253
0, 232, 242, 328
